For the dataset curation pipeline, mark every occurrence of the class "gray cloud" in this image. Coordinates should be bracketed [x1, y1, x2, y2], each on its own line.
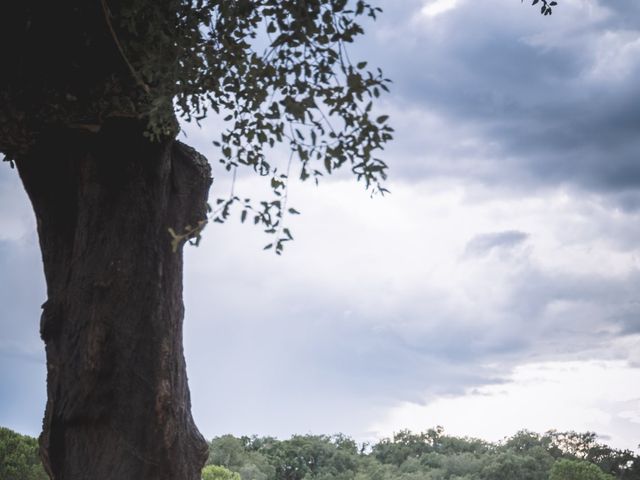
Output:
[464, 230, 529, 258]
[178, 0, 640, 208]
[356, 0, 640, 206]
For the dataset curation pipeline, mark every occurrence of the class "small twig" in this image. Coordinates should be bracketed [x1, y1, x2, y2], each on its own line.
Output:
[100, 0, 151, 94]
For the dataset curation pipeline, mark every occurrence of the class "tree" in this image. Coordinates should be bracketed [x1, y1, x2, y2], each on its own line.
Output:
[544, 430, 640, 479]
[478, 451, 551, 480]
[549, 459, 615, 480]
[201, 465, 242, 480]
[207, 435, 249, 471]
[0, 427, 48, 480]
[0, 1, 391, 479]
[206, 435, 275, 480]
[372, 428, 446, 466]
[261, 435, 349, 480]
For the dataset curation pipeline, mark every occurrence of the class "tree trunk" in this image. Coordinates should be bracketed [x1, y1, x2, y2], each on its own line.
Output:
[16, 119, 211, 480]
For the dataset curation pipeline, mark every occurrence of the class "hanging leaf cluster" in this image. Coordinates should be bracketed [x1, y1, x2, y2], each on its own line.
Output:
[178, 0, 393, 253]
[131, 0, 393, 252]
[524, 0, 558, 15]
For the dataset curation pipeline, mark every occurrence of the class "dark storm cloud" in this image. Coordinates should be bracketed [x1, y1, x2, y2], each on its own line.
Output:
[505, 266, 640, 344]
[184, 0, 640, 201]
[349, 265, 640, 375]
[363, 0, 640, 202]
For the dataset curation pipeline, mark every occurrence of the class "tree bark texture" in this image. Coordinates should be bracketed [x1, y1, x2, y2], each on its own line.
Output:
[16, 119, 211, 480]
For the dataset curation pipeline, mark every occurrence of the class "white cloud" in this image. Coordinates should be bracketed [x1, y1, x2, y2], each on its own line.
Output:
[369, 360, 640, 451]
[420, 0, 461, 19]
[587, 29, 640, 83]
[184, 172, 640, 440]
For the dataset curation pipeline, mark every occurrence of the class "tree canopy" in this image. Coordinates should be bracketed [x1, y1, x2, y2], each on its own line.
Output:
[0, 427, 47, 480]
[0, 0, 395, 252]
[203, 429, 637, 480]
[202, 465, 243, 480]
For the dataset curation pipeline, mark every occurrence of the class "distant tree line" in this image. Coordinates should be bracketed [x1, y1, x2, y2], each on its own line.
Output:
[203, 428, 639, 480]
[0, 427, 47, 480]
[1, 425, 638, 480]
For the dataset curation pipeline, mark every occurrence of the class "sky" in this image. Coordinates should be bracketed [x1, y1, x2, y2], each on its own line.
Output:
[1, 0, 640, 452]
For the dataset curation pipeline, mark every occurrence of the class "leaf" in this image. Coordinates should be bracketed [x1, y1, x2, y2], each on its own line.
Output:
[324, 157, 332, 173]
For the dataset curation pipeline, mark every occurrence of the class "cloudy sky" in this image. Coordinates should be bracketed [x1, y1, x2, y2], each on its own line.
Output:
[2, 0, 640, 452]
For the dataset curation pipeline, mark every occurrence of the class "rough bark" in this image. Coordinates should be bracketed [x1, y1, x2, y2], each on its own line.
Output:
[16, 119, 211, 480]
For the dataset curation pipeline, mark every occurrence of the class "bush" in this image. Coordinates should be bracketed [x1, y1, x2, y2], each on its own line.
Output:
[202, 464, 242, 480]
